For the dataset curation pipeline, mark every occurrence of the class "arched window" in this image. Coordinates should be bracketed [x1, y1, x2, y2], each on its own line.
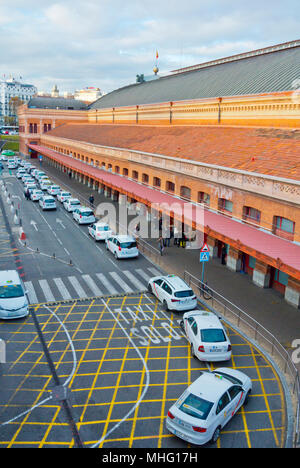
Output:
[180, 186, 191, 200]
[166, 181, 175, 192]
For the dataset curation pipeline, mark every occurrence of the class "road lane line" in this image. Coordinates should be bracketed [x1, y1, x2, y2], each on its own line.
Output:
[82, 274, 103, 296]
[96, 273, 118, 295]
[38, 279, 55, 302]
[147, 267, 161, 276]
[109, 271, 133, 293]
[67, 276, 88, 298]
[135, 268, 151, 282]
[24, 281, 38, 304]
[123, 270, 146, 291]
[53, 277, 72, 300]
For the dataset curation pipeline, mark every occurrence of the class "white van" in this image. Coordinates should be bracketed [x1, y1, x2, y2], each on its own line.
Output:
[0, 270, 29, 319]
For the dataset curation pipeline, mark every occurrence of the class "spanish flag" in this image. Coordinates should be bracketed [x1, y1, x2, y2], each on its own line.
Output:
[156, 50, 159, 59]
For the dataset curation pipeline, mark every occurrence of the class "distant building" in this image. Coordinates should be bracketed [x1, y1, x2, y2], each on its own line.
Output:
[51, 84, 59, 98]
[74, 87, 102, 103]
[0, 76, 37, 124]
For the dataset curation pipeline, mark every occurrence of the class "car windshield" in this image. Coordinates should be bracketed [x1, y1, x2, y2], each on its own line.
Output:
[71, 201, 80, 205]
[0, 284, 24, 298]
[120, 241, 137, 249]
[82, 211, 93, 217]
[62, 193, 71, 196]
[177, 392, 213, 420]
[174, 289, 194, 298]
[201, 329, 226, 343]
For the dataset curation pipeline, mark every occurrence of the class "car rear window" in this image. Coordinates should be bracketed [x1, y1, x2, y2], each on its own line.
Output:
[201, 328, 226, 343]
[71, 201, 80, 205]
[45, 199, 54, 204]
[177, 392, 213, 420]
[97, 225, 110, 231]
[174, 289, 194, 298]
[212, 371, 242, 386]
[0, 284, 24, 298]
[120, 241, 137, 249]
[82, 211, 93, 217]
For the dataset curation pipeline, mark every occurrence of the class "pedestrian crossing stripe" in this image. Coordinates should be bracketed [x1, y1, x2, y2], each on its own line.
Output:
[24, 267, 160, 305]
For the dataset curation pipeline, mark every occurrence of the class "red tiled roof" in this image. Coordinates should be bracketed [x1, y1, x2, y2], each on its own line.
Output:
[46, 124, 300, 180]
[29, 144, 300, 278]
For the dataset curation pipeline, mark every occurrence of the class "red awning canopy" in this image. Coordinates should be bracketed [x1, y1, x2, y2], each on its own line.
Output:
[29, 144, 300, 278]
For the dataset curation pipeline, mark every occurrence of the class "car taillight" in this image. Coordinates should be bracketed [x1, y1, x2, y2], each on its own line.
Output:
[80, 215, 82, 219]
[198, 345, 205, 353]
[167, 411, 175, 419]
[227, 344, 232, 352]
[118, 246, 121, 251]
[171, 298, 180, 302]
[192, 426, 206, 433]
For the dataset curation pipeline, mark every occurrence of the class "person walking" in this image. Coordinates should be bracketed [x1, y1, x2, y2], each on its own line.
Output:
[89, 194, 94, 206]
[158, 236, 164, 256]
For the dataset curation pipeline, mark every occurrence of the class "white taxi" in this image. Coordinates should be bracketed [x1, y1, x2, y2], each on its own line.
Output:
[47, 185, 61, 196]
[63, 198, 81, 212]
[21, 174, 32, 183]
[88, 222, 112, 241]
[166, 368, 252, 445]
[40, 180, 52, 191]
[30, 189, 44, 201]
[39, 195, 56, 211]
[24, 183, 37, 195]
[72, 206, 95, 225]
[57, 191, 72, 203]
[147, 275, 197, 312]
[180, 311, 232, 362]
[16, 170, 26, 179]
[106, 235, 139, 260]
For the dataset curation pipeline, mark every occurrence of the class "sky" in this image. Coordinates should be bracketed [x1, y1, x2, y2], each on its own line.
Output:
[0, 0, 299, 95]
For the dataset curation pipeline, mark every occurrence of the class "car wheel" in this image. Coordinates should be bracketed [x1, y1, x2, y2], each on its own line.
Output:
[180, 320, 185, 334]
[147, 283, 153, 294]
[190, 343, 195, 357]
[163, 300, 169, 312]
[244, 389, 251, 405]
[114, 252, 119, 260]
[210, 426, 221, 444]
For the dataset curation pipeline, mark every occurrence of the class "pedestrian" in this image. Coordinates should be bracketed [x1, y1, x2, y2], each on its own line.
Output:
[25, 188, 30, 200]
[221, 245, 227, 265]
[158, 236, 164, 256]
[89, 194, 94, 206]
[68, 171, 72, 179]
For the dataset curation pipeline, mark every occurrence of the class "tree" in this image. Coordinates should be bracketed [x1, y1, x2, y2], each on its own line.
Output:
[9, 97, 24, 125]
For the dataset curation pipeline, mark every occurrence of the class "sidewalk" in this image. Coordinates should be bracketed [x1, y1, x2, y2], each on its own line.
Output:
[36, 159, 299, 349]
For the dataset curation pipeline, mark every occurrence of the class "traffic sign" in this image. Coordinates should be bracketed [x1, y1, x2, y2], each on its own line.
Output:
[200, 251, 210, 262]
[200, 243, 210, 253]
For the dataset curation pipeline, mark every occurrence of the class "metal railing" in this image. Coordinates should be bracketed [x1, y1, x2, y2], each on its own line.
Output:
[184, 270, 300, 448]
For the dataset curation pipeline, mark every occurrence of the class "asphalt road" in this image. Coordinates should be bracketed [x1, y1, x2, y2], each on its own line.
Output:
[2, 169, 162, 304]
[0, 163, 291, 449]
